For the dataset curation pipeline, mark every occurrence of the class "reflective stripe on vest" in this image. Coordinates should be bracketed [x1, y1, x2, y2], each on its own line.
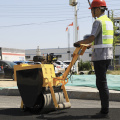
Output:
[91, 44, 112, 49]
[92, 15, 113, 49]
[102, 35, 113, 39]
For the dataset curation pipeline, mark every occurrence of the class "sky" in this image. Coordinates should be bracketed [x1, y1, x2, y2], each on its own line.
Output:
[0, 0, 120, 50]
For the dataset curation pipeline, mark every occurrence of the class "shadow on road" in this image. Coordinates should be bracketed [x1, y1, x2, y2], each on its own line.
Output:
[0, 108, 120, 120]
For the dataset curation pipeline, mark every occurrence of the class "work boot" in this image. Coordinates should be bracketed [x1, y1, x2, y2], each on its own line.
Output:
[91, 111, 109, 119]
[101, 108, 109, 114]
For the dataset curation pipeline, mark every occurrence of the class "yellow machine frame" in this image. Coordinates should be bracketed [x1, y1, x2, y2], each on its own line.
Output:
[14, 44, 88, 109]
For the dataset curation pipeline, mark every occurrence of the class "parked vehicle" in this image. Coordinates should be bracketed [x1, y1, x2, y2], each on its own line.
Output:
[63, 60, 71, 66]
[54, 60, 68, 70]
[63, 60, 75, 72]
[0, 60, 17, 79]
[34, 62, 41, 64]
[0, 66, 4, 78]
[13, 61, 34, 65]
[53, 62, 65, 73]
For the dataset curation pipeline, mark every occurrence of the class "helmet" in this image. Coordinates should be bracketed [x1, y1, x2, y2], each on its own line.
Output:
[89, 0, 107, 9]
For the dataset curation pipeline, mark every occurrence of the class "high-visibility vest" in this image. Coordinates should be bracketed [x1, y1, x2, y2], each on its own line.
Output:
[92, 15, 113, 49]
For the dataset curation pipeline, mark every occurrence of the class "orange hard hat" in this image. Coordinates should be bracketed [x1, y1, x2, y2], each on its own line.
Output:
[89, 0, 107, 9]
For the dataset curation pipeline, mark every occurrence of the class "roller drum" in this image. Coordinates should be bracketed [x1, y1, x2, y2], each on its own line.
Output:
[58, 102, 71, 109]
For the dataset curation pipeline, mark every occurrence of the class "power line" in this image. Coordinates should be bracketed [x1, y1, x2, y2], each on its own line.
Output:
[0, 16, 91, 28]
[106, 0, 120, 2]
[0, 13, 90, 16]
[0, 19, 74, 28]
[0, 15, 90, 18]
[0, 4, 69, 6]
[0, 7, 73, 10]
[0, 11, 74, 15]
[0, 1, 119, 7]
[0, 12, 90, 18]
[0, 9, 73, 11]
[0, 10, 74, 12]
[0, 3, 88, 7]
[0, 14, 74, 17]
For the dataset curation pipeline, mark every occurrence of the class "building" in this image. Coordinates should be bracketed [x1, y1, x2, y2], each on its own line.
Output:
[25, 46, 120, 65]
[0, 47, 25, 61]
[25, 47, 94, 62]
[25, 47, 91, 62]
[0, 45, 119, 65]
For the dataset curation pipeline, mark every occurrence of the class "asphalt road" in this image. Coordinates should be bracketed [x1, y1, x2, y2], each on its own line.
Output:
[0, 96, 120, 108]
[0, 96, 120, 120]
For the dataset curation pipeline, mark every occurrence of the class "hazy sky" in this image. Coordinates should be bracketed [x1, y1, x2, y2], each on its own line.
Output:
[0, 0, 120, 50]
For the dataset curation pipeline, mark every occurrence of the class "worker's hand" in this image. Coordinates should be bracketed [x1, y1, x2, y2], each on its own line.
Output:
[73, 42, 80, 47]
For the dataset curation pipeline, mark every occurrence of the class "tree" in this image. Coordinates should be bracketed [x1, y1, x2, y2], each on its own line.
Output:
[109, 10, 120, 70]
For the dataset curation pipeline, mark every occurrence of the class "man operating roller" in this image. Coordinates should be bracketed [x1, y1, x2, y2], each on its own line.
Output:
[74, 0, 113, 118]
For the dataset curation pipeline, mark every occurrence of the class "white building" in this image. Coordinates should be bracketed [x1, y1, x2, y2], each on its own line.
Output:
[25, 46, 120, 65]
[0, 47, 25, 61]
[25, 47, 92, 62]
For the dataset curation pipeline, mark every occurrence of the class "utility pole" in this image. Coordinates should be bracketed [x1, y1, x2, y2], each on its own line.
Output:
[74, 1, 78, 43]
[74, 0, 79, 74]
[69, 0, 78, 74]
[67, 28, 70, 60]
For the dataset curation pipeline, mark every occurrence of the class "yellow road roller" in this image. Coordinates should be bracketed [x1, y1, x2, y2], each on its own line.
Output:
[14, 44, 88, 113]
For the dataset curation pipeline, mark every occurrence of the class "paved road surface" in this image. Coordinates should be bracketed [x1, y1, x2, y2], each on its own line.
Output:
[0, 96, 120, 120]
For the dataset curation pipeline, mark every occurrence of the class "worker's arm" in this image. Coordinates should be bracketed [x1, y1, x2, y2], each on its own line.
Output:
[74, 20, 102, 47]
[73, 35, 95, 47]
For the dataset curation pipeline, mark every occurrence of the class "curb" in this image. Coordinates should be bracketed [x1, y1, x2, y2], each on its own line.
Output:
[0, 89, 20, 96]
[67, 91, 120, 102]
[0, 88, 120, 102]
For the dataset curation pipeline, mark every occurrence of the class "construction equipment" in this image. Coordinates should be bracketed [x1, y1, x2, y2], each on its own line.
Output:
[14, 44, 88, 113]
[33, 53, 61, 64]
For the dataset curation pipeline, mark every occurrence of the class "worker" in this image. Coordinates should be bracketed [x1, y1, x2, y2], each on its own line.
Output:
[74, 0, 113, 118]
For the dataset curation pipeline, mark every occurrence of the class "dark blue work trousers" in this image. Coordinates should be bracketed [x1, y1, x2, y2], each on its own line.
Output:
[93, 60, 111, 113]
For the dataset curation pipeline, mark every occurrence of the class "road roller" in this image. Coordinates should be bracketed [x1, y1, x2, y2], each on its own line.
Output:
[14, 44, 88, 113]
